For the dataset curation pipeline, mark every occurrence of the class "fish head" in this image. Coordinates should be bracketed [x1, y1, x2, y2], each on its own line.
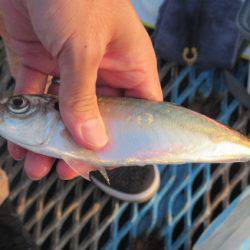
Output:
[0, 94, 59, 147]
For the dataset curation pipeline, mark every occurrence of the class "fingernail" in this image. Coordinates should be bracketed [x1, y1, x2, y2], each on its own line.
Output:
[81, 118, 108, 149]
[26, 173, 41, 181]
[13, 155, 25, 161]
[25, 165, 49, 181]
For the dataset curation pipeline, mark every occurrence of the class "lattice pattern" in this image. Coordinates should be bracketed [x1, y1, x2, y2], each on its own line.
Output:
[0, 42, 249, 250]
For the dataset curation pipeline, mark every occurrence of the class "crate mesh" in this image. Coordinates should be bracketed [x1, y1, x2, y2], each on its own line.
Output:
[0, 40, 249, 250]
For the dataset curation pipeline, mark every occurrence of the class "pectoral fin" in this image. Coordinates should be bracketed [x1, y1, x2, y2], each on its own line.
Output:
[61, 157, 95, 181]
[61, 156, 110, 184]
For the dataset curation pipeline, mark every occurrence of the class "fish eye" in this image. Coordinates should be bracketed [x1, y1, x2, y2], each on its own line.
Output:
[8, 96, 30, 114]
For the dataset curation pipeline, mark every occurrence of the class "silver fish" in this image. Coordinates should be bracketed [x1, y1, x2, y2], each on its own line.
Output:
[0, 94, 249, 180]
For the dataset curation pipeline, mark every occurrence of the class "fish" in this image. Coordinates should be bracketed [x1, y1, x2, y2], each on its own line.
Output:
[0, 94, 249, 182]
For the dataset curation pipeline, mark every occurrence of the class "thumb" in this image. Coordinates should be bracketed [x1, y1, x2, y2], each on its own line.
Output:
[58, 42, 108, 150]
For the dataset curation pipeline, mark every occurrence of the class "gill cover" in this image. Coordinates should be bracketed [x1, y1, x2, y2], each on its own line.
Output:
[3, 95, 59, 146]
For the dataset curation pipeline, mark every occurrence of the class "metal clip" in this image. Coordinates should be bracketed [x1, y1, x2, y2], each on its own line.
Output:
[182, 47, 198, 66]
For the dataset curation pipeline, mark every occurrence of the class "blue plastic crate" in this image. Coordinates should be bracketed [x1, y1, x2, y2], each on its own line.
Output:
[103, 63, 250, 250]
[2, 62, 249, 250]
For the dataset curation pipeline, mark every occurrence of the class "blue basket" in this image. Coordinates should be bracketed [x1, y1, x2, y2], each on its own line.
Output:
[3, 62, 250, 250]
[103, 63, 250, 250]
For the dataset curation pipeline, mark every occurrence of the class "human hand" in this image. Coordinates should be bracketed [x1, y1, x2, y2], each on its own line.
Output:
[0, 0, 163, 180]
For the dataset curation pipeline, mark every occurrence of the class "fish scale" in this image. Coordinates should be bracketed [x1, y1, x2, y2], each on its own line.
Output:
[0, 94, 249, 183]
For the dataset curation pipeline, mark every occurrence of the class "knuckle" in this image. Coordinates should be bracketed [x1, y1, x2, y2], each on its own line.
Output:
[58, 33, 103, 69]
[61, 94, 99, 119]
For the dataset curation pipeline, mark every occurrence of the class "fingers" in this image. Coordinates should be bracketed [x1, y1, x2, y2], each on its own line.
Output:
[5, 45, 20, 78]
[7, 142, 26, 160]
[49, 82, 121, 181]
[96, 85, 123, 97]
[14, 64, 48, 94]
[56, 160, 96, 180]
[58, 39, 108, 150]
[24, 152, 55, 180]
[99, 68, 163, 102]
[125, 80, 163, 102]
[48, 80, 124, 97]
